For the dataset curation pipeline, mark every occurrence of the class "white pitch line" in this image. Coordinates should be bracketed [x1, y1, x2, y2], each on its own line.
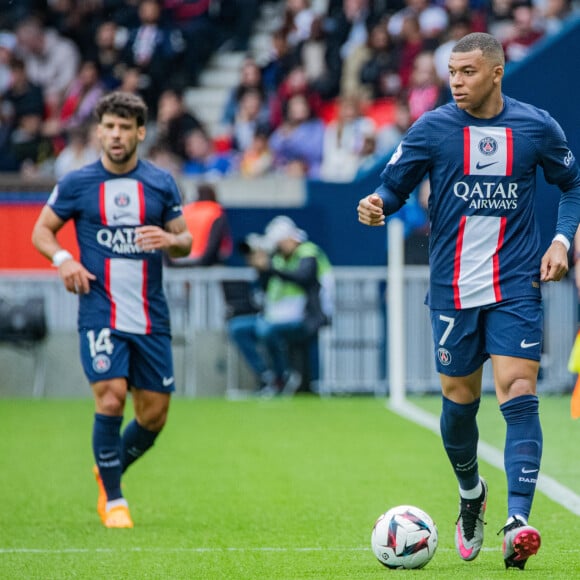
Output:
[3, 545, 579, 556]
[389, 399, 580, 516]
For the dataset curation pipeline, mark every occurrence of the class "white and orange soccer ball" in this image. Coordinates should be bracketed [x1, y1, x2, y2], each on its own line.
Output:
[371, 505, 438, 569]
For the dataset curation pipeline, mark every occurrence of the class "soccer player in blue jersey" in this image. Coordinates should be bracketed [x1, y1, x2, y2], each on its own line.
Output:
[32, 92, 192, 528]
[358, 33, 580, 569]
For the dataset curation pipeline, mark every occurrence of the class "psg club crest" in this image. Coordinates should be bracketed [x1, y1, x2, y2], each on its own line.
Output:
[114, 192, 131, 208]
[93, 354, 111, 373]
[478, 136, 498, 156]
[437, 348, 452, 366]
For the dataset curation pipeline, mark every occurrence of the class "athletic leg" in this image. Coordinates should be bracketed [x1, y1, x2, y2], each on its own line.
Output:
[489, 297, 543, 569]
[92, 377, 133, 527]
[122, 388, 170, 471]
[431, 307, 488, 561]
[440, 371, 488, 561]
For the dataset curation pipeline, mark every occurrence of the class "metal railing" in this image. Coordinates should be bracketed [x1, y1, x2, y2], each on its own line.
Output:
[0, 267, 576, 396]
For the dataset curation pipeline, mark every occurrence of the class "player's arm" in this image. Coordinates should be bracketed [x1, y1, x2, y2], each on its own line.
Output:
[358, 117, 431, 227]
[135, 215, 192, 258]
[539, 118, 580, 282]
[540, 184, 580, 282]
[31, 205, 96, 294]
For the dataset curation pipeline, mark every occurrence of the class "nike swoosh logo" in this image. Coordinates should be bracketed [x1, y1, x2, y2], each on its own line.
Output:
[162, 376, 175, 387]
[456, 521, 474, 559]
[521, 468, 539, 474]
[475, 161, 498, 170]
[520, 340, 540, 349]
[99, 451, 118, 460]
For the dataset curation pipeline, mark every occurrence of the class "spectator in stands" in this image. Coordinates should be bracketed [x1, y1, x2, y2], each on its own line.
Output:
[319, 94, 376, 182]
[221, 57, 268, 129]
[228, 215, 334, 396]
[434, 15, 473, 84]
[281, 0, 318, 52]
[212, 0, 260, 53]
[14, 15, 81, 121]
[3, 57, 44, 125]
[144, 87, 204, 161]
[355, 20, 401, 100]
[354, 132, 384, 178]
[269, 64, 323, 129]
[269, 93, 325, 178]
[182, 127, 233, 178]
[488, 0, 519, 42]
[0, 31, 16, 96]
[117, 66, 143, 96]
[162, 0, 217, 86]
[86, 20, 127, 91]
[145, 142, 183, 178]
[502, 2, 545, 62]
[7, 110, 56, 176]
[122, 0, 186, 116]
[53, 122, 100, 179]
[43, 0, 105, 57]
[167, 182, 233, 267]
[405, 51, 443, 122]
[228, 87, 271, 153]
[299, 14, 329, 85]
[444, 0, 488, 33]
[376, 97, 413, 154]
[239, 125, 274, 178]
[102, 0, 142, 28]
[314, 0, 376, 99]
[388, 0, 449, 43]
[260, 28, 301, 97]
[54, 60, 106, 135]
[397, 15, 428, 89]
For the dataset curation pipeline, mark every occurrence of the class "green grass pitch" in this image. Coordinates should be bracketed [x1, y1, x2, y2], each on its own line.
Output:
[1, 395, 579, 579]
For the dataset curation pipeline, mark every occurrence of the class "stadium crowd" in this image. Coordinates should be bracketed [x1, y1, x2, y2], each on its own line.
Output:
[0, 0, 576, 182]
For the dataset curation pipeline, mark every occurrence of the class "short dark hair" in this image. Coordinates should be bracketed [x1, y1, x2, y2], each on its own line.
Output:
[452, 32, 505, 66]
[94, 91, 148, 126]
[196, 183, 217, 202]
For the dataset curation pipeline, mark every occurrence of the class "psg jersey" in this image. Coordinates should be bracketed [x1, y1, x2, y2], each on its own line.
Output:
[380, 95, 580, 309]
[48, 159, 183, 333]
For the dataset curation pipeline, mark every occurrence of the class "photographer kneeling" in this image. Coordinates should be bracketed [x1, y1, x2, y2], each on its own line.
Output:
[228, 216, 333, 396]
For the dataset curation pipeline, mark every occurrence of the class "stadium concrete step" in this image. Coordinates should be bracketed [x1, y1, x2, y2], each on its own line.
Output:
[208, 51, 247, 71]
[198, 67, 241, 89]
[182, 0, 284, 136]
[184, 87, 228, 111]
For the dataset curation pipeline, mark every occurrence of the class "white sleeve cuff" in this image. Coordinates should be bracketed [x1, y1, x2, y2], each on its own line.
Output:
[552, 233, 570, 251]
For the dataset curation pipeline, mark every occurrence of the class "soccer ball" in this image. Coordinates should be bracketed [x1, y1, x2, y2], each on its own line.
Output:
[371, 505, 438, 569]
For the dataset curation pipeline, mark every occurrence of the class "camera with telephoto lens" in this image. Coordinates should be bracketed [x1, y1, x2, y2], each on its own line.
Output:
[237, 233, 274, 256]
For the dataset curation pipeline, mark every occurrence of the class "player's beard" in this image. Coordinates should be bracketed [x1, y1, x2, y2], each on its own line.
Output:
[104, 141, 138, 166]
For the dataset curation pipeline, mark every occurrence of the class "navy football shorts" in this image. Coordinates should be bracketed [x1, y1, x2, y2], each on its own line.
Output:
[79, 327, 175, 392]
[430, 297, 543, 376]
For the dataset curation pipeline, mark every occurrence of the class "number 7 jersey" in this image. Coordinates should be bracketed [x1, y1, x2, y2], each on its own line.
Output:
[48, 159, 184, 334]
[380, 95, 580, 309]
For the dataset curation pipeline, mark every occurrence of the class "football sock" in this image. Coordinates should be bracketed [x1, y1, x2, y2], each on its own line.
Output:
[501, 394, 542, 521]
[106, 497, 129, 512]
[93, 413, 123, 501]
[120, 419, 159, 472]
[459, 480, 483, 500]
[440, 396, 481, 491]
